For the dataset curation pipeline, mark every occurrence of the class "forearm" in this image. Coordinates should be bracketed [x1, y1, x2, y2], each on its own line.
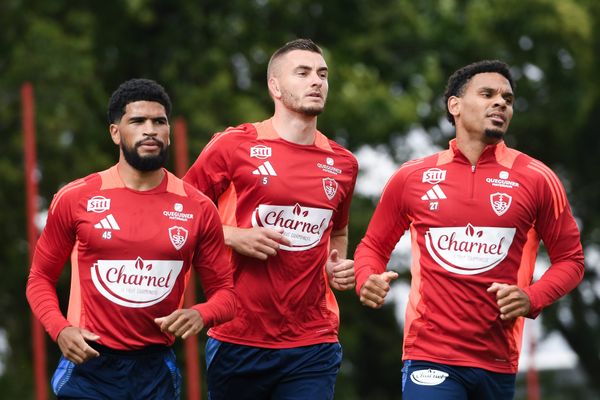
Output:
[330, 226, 349, 258]
[523, 260, 584, 318]
[192, 287, 237, 328]
[26, 272, 70, 341]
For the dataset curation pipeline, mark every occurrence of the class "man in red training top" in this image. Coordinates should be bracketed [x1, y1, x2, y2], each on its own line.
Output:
[26, 78, 236, 400]
[184, 39, 358, 399]
[354, 60, 584, 400]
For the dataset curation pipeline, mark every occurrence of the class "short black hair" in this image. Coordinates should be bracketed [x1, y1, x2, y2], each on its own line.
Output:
[443, 60, 515, 125]
[107, 78, 172, 124]
[267, 38, 323, 78]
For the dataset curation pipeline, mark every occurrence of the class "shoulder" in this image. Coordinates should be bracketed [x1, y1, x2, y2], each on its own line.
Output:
[203, 123, 258, 152]
[182, 180, 218, 207]
[396, 152, 442, 180]
[510, 151, 563, 188]
[324, 139, 359, 175]
[49, 171, 102, 214]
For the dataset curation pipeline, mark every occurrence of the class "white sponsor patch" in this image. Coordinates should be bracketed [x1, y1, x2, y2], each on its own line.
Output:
[91, 257, 183, 307]
[425, 224, 516, 275]
[422, 168, 447, 184]
[410, 369, 449, 386]
[250, 145, 272, 159]
[87, 196, 111, 213]
[251, 203, 332, 251]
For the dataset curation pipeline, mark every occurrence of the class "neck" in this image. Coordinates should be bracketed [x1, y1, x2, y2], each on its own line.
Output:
[455, 128, 501, 165]
[116, 159, 165, 191]
[271, 107, 318, 145]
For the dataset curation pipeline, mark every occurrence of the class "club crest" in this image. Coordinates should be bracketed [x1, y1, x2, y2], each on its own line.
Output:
[322, 178, 338, 200]
[169, 226, 188, 250]
[490, 193, 512, 216]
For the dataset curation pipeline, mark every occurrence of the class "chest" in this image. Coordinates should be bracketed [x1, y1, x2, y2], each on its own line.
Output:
[405, 165, 537, 228]
[229, 142, 353, 210]
[75, 192, 200, 260]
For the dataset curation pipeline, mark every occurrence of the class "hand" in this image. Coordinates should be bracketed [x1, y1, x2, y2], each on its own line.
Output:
[224, 226, 291, 260]
[326, 249, 355, 291]
[359, 271, 399, 309]
[487, 282, 531, 320]
[56, 326, 100, 364]
[154, 309, 204, 340]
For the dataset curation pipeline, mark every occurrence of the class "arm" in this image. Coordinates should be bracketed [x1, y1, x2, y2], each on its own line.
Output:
[326, 227, 355, 291]
[354, 170, 409, 308]
[223, 225, 291, 260]
[488, 163, 585, 320]
[26, 187, 100, 363]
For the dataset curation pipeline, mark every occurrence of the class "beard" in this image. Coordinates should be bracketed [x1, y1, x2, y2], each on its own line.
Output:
[281, 90, 326, 116]
[484, 128, 505, 140]
[121, 139, 169, 172]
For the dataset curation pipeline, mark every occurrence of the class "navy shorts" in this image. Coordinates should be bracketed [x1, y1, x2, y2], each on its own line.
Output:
[205, 338, 342, 400]
[401, 360, 516, 400]
[51, 343, 182, 400]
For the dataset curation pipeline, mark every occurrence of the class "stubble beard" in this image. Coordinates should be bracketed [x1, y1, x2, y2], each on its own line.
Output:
[281, 90, 326, 117]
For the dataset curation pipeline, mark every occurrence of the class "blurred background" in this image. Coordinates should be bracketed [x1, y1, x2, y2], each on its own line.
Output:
[1, 0, 599, 398]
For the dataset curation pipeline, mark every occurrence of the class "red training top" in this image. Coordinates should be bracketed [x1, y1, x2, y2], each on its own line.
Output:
[27, 165, 236, 350]
[355, 139, 584, 373]
[184, 119, 358, 348]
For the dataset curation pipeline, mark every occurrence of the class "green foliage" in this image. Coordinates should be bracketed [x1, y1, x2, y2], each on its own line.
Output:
[2, 0, 599, 398]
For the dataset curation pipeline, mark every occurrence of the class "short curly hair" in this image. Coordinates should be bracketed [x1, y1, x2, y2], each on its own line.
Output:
[444, 60, 515, 125]
[107, 78, 171, 124]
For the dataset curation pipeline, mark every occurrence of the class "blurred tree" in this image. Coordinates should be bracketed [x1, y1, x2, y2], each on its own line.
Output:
[1, 0, 598, 398]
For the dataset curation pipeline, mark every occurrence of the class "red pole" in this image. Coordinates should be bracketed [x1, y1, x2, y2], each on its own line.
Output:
[22, 82, 48, 400]
[174, 117, 201, 400]
[527, 324, 540, 400]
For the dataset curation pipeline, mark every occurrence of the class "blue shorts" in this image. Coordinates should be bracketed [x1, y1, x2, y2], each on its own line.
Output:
[205, 338, 342, 400]
[51, 343, 182, 400]
[401, 360, 516, 400]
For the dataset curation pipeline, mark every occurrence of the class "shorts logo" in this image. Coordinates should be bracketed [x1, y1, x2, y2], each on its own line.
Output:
[323, 178, 338, 200]
[250, 145, 272, 159]
[410, 369, 449, 386]
[490, 192, 512, 216]
[87, 196, 111, 213]
[422, 168, 446, 184]
[169, 226, 188, 250]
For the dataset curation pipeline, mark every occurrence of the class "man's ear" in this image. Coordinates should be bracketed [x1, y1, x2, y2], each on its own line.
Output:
[109, 124, 120, 145]
[448, 96, 461, 120]
[268, 77, 281, 99]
